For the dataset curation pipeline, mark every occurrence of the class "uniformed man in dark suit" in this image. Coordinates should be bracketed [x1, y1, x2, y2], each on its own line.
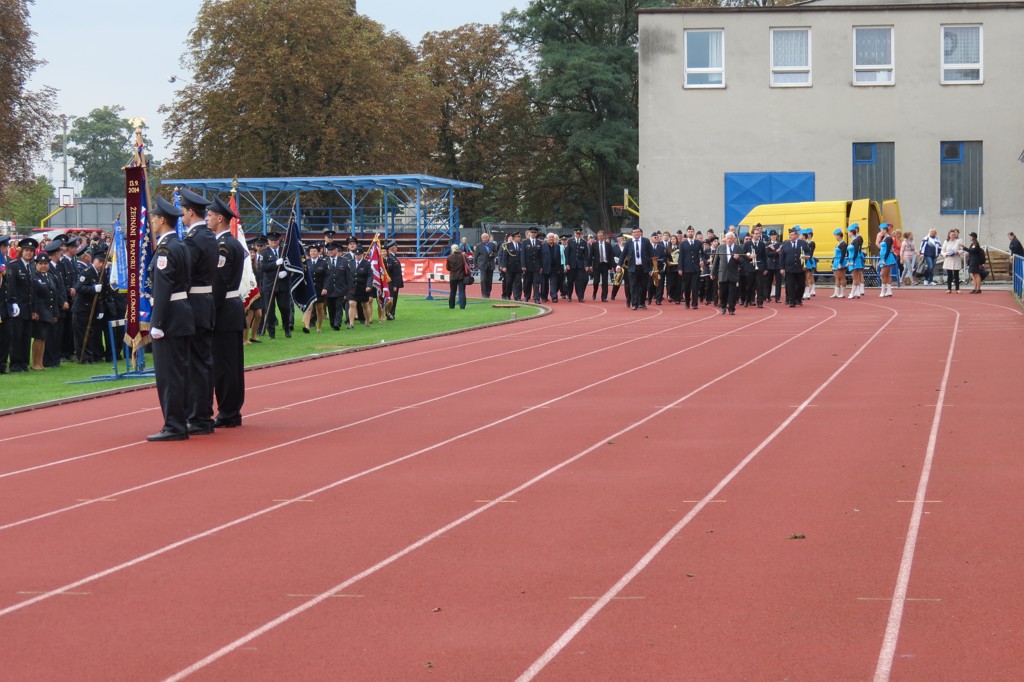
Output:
[58, 237, 80, 358]
[179, 188, 218, 435]
[498, 232, 522, 301]
[42, 241, 70, 367]
[6, 238, 38, 372]
[520, 226, 543, 303]
[618, 227, 653, 310]
[147, 195, 195, 442]
[325, 242, 350, 329]
[779, 227, 808, 307]
[207, 196, 246, 428]
[751, 224, 770, 308]
[648, 231, 668, 305]
[346, 246, 373, 328]
[565, 226, 589, 302]
[384, 240, 403, 320]
[303, 242, 329, 333]
[472, 233, 496, 299]
[677, 226, 703, 309]
[588, 230, 613, 301]
[0, 234, 12, 373]
[30, 252, 63, 370]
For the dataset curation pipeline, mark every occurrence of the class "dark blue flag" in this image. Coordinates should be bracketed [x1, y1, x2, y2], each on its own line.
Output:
[283, 211, 316, 311]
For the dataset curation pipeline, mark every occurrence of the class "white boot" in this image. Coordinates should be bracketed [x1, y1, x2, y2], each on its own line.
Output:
[811, 284, 817, 297]
[848, 288, 857, 299]
[857, 284, 864, 298]
[802, 288, 812, 299]
[838, 286, 845, 298]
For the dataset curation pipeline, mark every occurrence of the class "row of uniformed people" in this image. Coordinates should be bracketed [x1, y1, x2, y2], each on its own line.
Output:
[146, 190, 246, 442]
[0, 234, 126, 373]
[249, 233, 403, 337]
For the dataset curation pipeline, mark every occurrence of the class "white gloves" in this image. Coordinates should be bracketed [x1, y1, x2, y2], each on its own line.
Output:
[94, 284, 103, 293]
[150, 328, 165, 340]
[278, 271, 288, 279]
[275, 258, 284, 266]
[11, 303, 20, 317]
[96, 312, 104, 320]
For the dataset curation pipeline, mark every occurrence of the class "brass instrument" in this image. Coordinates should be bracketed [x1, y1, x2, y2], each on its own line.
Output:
[612, 266, 624, 287]
[650, 257, 661, 288]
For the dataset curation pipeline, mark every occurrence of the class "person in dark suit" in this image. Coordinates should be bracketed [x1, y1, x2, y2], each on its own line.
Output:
[258, 230, 294, 337]
[57, 239, 80, 358]
[147, 196, 195, 442]
[42, 241, 70, 367]
[70, 246, 111, 363]
[472, 233, 497, 299]
[677, 226, 703, 309]
[6, 238, 38, 372]
[325, 242, 349, 329]
[0, 235, 12, 373]
[750, 225, 770, 307]
[539, 232, 563, 302]
[520, 226, 543, 303]
[179, 188, 218, 435]
[588, 230, 613, 301]
[30, 253, 61, 370]
[648, 231, 668, 305]
[346, 246, 373, 327]
[302, 242, 329, 333]
[711, 232, 743, 314]
[206, 195, 246, 428]
[384, 240, 403, 320]
[779, 227, 808, 307]
[565, 226, 589, 302]
[498, 232, 522, 301]
[738, 234, 757, 307]
[617, 227, 653, 310]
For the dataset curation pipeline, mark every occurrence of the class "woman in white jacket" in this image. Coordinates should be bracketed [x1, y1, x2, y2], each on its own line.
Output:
[939, 230, 963, 293]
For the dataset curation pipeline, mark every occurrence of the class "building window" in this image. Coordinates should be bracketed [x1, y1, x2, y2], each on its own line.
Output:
[685, 29, 725, 88]
[854, 27, 894, 85]
[940, 141, 983, 214]
[852, 142, 895, 205]
[771, 28, 811, 87]
[942, 25, 982, 84]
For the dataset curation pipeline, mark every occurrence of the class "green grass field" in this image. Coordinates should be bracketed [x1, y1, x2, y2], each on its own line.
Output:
[0, 298, 539, 412]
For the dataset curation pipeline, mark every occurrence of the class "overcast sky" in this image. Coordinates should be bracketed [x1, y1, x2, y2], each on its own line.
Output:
[28, 0, 523, 188]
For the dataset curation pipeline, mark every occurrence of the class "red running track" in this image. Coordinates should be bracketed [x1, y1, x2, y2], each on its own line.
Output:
[0, 291, 1021, 681]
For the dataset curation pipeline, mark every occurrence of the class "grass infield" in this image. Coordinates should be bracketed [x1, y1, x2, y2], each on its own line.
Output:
[0, 298, 540, 412]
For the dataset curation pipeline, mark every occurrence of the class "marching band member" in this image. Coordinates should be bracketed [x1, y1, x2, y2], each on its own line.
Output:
[876, 223, 898, 297]
[846, 224, 865, 298]
[765, 230, 783, 303]
[801, 227, 817, 299]
[830, 228, 848, 298]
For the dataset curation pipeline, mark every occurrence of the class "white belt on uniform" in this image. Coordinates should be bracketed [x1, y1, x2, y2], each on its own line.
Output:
[225, 291, 240, 299]
[189, 285, 213, 294]
[170, 292, 188, 301]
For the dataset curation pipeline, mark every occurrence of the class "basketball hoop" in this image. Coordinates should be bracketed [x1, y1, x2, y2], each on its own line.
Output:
[58, 187, 75, 208]
[611, 205, 624, 217]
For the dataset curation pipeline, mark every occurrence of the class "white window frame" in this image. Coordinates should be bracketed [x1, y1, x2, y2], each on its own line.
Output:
[853, 26, 894, 86]
[770, 27, 812, 88]
[941, 24, 983, 85]
[684, 29, 725, 89]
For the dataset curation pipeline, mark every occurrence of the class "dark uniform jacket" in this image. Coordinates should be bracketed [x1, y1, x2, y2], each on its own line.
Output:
[385, 253, 403, 288]
[308, 257, 329, 300]
[779, 239, 808, 273]
[539, 242, 562, 275]
[32, 269, 60, 324]
[589, 239, 614, 268]
[498, 241, 520, 271]
[473, 241, 497, 272]
[213, 231, 246, 333]
[623, 238, 654, 273]
[678, 239, 704, 273]
[520, 237, 543, 273]
[72, 263, 111, 315]
[183, 221, 218, 330]
[259, 245, 283, 294]
[326, 255, 351, 298]
[151, 233, 195, 337]
[765, 240, 782, 270]
[6, 257, 34, 319]
[347, 258, 373, 296]
[566, 237, 588, 270]
[712, 243, 743, 282]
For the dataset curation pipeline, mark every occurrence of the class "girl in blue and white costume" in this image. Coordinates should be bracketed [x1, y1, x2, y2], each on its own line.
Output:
[846, 224, 865, 298]
[801, 228, 817, 299]
[876, 223, 898, 297]
[830, 228, 848, 298]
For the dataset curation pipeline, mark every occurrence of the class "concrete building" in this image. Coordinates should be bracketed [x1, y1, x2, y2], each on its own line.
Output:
[637, 0, 1024, 245]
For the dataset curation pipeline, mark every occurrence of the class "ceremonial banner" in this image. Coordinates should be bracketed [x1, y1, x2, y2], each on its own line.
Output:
[124, 166, 153, 346]
[172, 187, 186, 239]
[283, 212, 316, 311]
[109, 215, 129, 292]
[228, 193, 259, 309]
[368, 238, 391, 303]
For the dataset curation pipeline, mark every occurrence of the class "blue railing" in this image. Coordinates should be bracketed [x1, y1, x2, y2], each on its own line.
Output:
[1013, 254, 1023, 300]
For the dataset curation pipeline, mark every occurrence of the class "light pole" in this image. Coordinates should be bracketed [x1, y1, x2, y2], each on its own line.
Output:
[60, 114, 77, 189]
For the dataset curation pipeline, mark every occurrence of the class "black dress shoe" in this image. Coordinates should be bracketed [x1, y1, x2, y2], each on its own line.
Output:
[729, 310, 735, 315]
[148, 429, 188, 442]
[187, 424, 215, 436]
[268, 329, 276, 339]
[721, 308, 727, 315]
[213, 418, 241, 428]
[285, 329, 292, 338]
[302, 327, 310, 334]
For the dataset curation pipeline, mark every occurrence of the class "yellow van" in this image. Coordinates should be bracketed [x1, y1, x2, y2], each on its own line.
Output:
[739, 199, 898, 272]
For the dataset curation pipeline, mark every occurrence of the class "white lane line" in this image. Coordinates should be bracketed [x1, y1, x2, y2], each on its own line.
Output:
[0, 306, 608, 444]
[163, 308, 833, 682]
[0, 308, 765, 618]
[0, 310, 617, 479]
[873, 307, 960, 682]
[0, 309, 705, 529]
[516, 305, 898, 682]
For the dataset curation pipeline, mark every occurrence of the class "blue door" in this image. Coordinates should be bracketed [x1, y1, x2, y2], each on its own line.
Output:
[724, 172, 815, 228]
